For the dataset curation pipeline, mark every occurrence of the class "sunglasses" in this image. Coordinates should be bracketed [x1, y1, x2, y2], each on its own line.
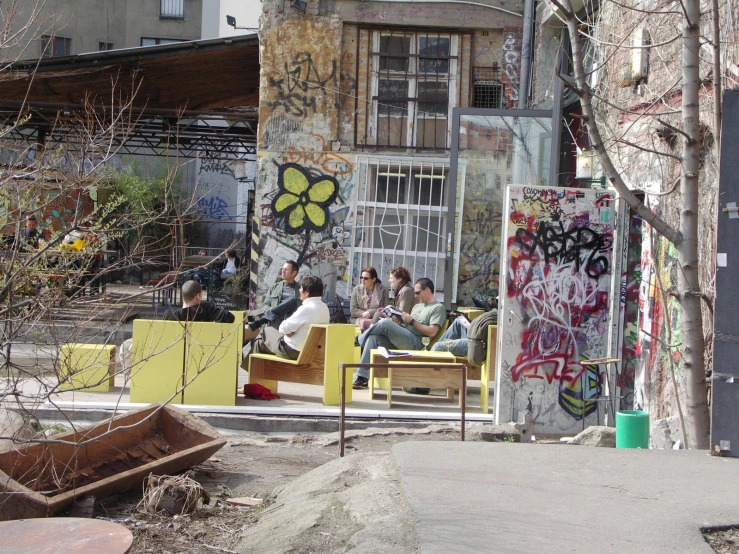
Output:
[413, 289, 422, 295]
[360, 276, 372, 280]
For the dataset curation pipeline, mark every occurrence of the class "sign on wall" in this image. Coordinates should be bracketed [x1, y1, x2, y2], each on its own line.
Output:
[495, 185, 617, 434]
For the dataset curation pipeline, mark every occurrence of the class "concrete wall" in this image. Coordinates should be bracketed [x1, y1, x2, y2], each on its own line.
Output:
[201, 0, 260, 39]
[1, 0, 202, 60]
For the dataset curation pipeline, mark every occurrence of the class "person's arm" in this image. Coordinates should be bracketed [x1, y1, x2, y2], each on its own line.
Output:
[395, 286, 415, 314]
[262, 282, 280, 310]
[401, 311, 439, 338]
[370, 286, 391, 317]
[349, 287, 364, 319]
[203, 303, 235, 323]
[279, 304, 307, 336]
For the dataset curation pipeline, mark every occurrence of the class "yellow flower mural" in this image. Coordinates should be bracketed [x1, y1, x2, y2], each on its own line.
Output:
[271, 163, 340, 234]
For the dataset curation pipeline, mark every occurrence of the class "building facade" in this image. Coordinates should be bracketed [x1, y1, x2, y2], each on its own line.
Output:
[7, 0, 202, 60]
[253, 0, 526, 306]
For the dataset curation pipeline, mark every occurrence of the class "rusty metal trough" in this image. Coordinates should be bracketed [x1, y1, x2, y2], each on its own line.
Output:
[0, 404, 226, 520]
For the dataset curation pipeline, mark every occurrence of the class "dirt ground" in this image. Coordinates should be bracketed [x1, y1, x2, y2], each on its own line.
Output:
[93, 425, 462, 554]
[703, 527, 739, 554]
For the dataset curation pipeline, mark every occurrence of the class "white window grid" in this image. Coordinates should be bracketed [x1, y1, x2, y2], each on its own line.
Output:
[350, 156, 464, 303]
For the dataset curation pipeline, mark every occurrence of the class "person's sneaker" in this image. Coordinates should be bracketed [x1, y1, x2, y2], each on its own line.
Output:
[354, 336, 360, 347]
[403, 387, 430, 395]
[352, 376, 369, 389]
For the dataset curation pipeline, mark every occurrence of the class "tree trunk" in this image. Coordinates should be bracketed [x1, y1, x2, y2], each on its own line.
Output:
[678, 0, 710, 449]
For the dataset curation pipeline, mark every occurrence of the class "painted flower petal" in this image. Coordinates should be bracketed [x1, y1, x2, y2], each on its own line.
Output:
[274, 192, 299, 213]
[288, 204, 306, 229]
[305, 203, 326, 228]
[308, 179, 337, 203]
[283, 167, 309, 195]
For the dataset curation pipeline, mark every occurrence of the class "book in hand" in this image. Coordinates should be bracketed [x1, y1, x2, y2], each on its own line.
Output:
[377, 346, 411, 358]
[381, 305, 404, 319]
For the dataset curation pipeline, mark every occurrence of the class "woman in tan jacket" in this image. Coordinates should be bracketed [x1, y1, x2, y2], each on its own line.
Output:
[368, 266, 417, 326]
[350, 267, 391, 331]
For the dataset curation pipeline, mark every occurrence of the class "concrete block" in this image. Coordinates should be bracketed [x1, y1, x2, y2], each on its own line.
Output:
[650, 416, 682, 449]
[569, 426, 616, 447]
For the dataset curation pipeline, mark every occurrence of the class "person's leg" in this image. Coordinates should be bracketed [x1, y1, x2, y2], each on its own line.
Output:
[431, 337, 469, 357]
[249, 298, 299, 330]
[354, 319, 422, 381]
[242, 327, 281, 370]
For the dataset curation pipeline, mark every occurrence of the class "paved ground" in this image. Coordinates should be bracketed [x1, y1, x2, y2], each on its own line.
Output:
[392, 442, 739, 553]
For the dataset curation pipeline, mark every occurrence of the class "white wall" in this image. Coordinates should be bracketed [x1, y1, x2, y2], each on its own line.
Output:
[201, 0, 260, 39]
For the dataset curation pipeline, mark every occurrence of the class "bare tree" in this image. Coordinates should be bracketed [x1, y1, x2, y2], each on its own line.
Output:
[545, 0, 727, 448]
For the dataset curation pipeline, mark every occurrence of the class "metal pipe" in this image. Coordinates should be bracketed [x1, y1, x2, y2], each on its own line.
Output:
[518, 0, 535, 109]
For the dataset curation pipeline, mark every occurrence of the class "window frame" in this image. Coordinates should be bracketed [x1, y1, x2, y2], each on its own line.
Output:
[159, 0, 185, 19]
[40, 35, 71, 58]
[369, 30, 459, 150]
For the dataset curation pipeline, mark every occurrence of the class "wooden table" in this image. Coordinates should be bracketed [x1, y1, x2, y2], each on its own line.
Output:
[0, 517, 133, 553]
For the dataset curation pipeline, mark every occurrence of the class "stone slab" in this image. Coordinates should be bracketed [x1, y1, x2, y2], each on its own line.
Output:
[393, 442, 739, 553]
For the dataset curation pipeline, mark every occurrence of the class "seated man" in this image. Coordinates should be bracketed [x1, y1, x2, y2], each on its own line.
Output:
[245, 260, 302, 336]
[430, 315, 471, 356]
[352, 277, 446, 389]
[220, 249, 240, 278]
[166, 280, 235, 323]
[242, 275, 329, 364]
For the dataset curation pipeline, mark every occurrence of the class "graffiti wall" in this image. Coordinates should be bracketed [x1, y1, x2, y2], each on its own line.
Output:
[195, 158, 254, 247]
[258, 16, 342, 151]
[251, 135, 355, 306]
[495, 185, 617, 434]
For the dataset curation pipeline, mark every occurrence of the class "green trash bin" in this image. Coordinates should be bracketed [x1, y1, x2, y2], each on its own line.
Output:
[616, 410, 650, 448]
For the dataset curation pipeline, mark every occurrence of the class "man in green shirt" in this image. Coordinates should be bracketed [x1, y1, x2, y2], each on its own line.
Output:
[246, 260, 302, 337]
[353, 277, 446, 389]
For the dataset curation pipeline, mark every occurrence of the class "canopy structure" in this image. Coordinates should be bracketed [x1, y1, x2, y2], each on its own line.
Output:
[0, 35, 260, 160]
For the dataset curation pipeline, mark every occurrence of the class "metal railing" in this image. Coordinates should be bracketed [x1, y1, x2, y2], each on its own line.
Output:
[160, 0, 184, 19]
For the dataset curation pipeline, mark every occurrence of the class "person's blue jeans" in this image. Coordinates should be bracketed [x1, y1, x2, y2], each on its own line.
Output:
[430, 317, 468, 356]
[355, 319, 423, 379]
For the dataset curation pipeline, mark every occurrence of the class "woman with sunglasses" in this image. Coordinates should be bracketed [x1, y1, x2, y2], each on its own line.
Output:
[350, 267, 390, 331]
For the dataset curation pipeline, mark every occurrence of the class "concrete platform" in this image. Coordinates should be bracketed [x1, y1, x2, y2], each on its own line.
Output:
[392, 442, 739, 554]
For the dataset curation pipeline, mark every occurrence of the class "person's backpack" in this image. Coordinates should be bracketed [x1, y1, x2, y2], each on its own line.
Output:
[467, 309, 498, 366]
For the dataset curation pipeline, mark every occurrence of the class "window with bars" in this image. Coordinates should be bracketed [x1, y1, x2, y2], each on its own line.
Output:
[370, 31, 458, 150]
[160, 0, 185, 19]
[98, 42, 114, 51]
[472, 66, 503, 109]
[352, 158, 453, 296]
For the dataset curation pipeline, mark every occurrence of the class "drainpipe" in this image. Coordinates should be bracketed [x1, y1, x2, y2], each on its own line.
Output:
[518, 0, 535, 109]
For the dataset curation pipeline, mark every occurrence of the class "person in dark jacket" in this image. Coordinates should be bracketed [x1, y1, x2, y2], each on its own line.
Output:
[165, 280, 235, 323]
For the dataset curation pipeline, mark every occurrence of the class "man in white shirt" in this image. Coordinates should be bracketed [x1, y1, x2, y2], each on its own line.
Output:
[242, 275, 329, 364]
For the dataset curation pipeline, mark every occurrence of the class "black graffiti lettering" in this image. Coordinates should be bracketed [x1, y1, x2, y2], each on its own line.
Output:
[268, 52, 338, 119]
[515, 221, 612, 279]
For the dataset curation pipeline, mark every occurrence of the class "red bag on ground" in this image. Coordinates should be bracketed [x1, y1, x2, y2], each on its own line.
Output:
[243, 383, 280, 400]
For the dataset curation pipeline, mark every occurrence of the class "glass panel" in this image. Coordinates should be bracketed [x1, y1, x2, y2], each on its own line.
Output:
[409, 170, 445, 206]
[379, 35, 411, 72]
[411, 215, 445, 252]
[378, 79, 408, 116]
[371, 212, 405, 250]
[418, 36, 450, 74]
[372, 169, 408, 203]
[416, 119, 447, 149]
[417, 81, 448, 116]
[454, 113, 552, 308]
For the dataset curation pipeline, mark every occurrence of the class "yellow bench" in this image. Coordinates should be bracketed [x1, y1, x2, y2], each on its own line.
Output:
[130, 312, 244, 406]
[248, 324, 355, 405]
[59, 344, 117, 392]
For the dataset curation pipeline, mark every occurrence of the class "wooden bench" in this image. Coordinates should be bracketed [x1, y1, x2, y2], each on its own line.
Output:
[130, 312, 244, 406]
[248, 324, 355, 405]
[369, 325, 497, 413]
[369, 351, 463, 408]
